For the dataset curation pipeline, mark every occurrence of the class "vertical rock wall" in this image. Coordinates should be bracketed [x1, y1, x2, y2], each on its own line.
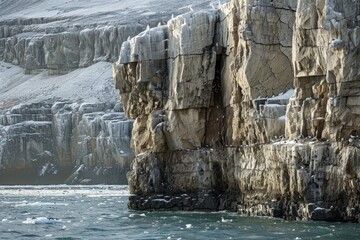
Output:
[114, 0, 360, 222]
[287, 0, 360, 141]
[0, 102, 133, 184]
[0, 18, 144, 74]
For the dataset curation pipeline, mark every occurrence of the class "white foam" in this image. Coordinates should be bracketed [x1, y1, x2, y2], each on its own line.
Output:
[0, 185, 129, 197]
[23, 217, 63, 224]
[221, 217, 233, 223]
[15, 202, 69, 207]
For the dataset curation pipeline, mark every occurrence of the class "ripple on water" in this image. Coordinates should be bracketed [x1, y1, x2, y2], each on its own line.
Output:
[1, 186, 360, 240]
[21, 234, 41, 237]
[15, 202, 69, 207]
[23, 217, 64, 224]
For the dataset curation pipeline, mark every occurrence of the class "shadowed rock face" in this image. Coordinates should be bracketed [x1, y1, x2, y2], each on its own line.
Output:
[114, 0, 360, 222]
[0, 0, 218, 184]
[0, 102, 133, 184]
[0, 0, 217, 74]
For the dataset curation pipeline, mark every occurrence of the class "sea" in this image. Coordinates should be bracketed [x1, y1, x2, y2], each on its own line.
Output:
[0, 185, 359, 240]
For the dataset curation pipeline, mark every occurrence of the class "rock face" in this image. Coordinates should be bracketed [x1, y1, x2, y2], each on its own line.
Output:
[113, 0, 360, 221]
[0, 0, 218, 184]
[0, 101, 133, 184]
[0, 21, 144, 74]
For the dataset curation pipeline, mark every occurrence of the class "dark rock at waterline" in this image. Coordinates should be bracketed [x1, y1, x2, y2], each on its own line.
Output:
[129, 191, 238, 212]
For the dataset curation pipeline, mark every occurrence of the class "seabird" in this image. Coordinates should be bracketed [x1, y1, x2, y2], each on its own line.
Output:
[329, 38, 345, 49]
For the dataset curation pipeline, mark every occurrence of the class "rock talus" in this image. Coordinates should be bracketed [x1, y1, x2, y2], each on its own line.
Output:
[114, 0, 360, 221]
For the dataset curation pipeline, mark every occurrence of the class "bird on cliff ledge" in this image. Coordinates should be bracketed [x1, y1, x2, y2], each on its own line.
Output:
[329, 39, 345, 49]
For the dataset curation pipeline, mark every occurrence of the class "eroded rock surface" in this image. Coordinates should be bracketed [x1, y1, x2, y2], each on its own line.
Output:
[114, 0, 360, 222]
[0, 0, 218, 183]
[0, 101, 133, 184]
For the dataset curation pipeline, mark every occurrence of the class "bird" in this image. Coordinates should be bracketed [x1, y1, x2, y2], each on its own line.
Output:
[189, 5, 194, 12]
[329, 38, 345, 49]
[157, 22, 161, 27]
[210, 3, 216, 9]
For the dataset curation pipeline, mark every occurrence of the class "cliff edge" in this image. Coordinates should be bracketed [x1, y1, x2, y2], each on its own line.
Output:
[0, 0, 215, 184]
[113, 0, 360, 221]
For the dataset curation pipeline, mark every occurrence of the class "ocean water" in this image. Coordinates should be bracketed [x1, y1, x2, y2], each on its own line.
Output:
[0, 185, 359, 240]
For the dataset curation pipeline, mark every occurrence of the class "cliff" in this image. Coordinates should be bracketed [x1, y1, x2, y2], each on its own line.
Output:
[113, 0, 360, 221]
[0, 0, 215, 184]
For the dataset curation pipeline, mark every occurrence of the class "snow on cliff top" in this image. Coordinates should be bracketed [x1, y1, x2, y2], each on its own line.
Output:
[0, 0, 227, 110]
[0, 61, 117, 110]
[0, 0, 217, 25]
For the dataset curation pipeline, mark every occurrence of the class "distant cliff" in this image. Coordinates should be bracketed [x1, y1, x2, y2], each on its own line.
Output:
[0, 0, 215, 184]
[0, 101, 133, 184]
[113, 0, 360, 222]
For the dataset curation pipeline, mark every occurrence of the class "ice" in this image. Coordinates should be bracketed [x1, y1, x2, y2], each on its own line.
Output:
[23, 217, 62, 224]
[221, 217, 233, 223]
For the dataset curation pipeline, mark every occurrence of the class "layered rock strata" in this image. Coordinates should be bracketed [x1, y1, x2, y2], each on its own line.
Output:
[0, 101, 133, 184]
[0, 21, 144, 74]
[114, 0, 360, 222]
[0, 0, 219, 183]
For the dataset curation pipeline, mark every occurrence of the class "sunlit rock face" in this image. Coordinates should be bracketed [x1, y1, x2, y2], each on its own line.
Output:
[287, 0, 360, 141]
[0, 102, 133, 184]
[114, 0, 360, 222]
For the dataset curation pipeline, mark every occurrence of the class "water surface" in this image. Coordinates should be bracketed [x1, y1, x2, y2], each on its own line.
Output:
[0, 185, 359, 239]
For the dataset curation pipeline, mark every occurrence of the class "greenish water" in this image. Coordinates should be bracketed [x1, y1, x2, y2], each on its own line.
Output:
[0, 185, 359, 239]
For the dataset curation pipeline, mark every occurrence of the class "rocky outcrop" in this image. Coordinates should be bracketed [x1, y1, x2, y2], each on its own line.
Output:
[0, 16, 139, 184]
[0, 22, 144, 74]
[0, 101, 133, 184]
[114, 0, 360, 222]
[0, 0, 220, 183]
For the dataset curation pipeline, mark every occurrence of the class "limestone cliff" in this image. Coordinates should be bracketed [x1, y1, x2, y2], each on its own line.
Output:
[113, 0, 360, 221]
[0, 0, 216, 184]
[0, 101, 133, 184]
